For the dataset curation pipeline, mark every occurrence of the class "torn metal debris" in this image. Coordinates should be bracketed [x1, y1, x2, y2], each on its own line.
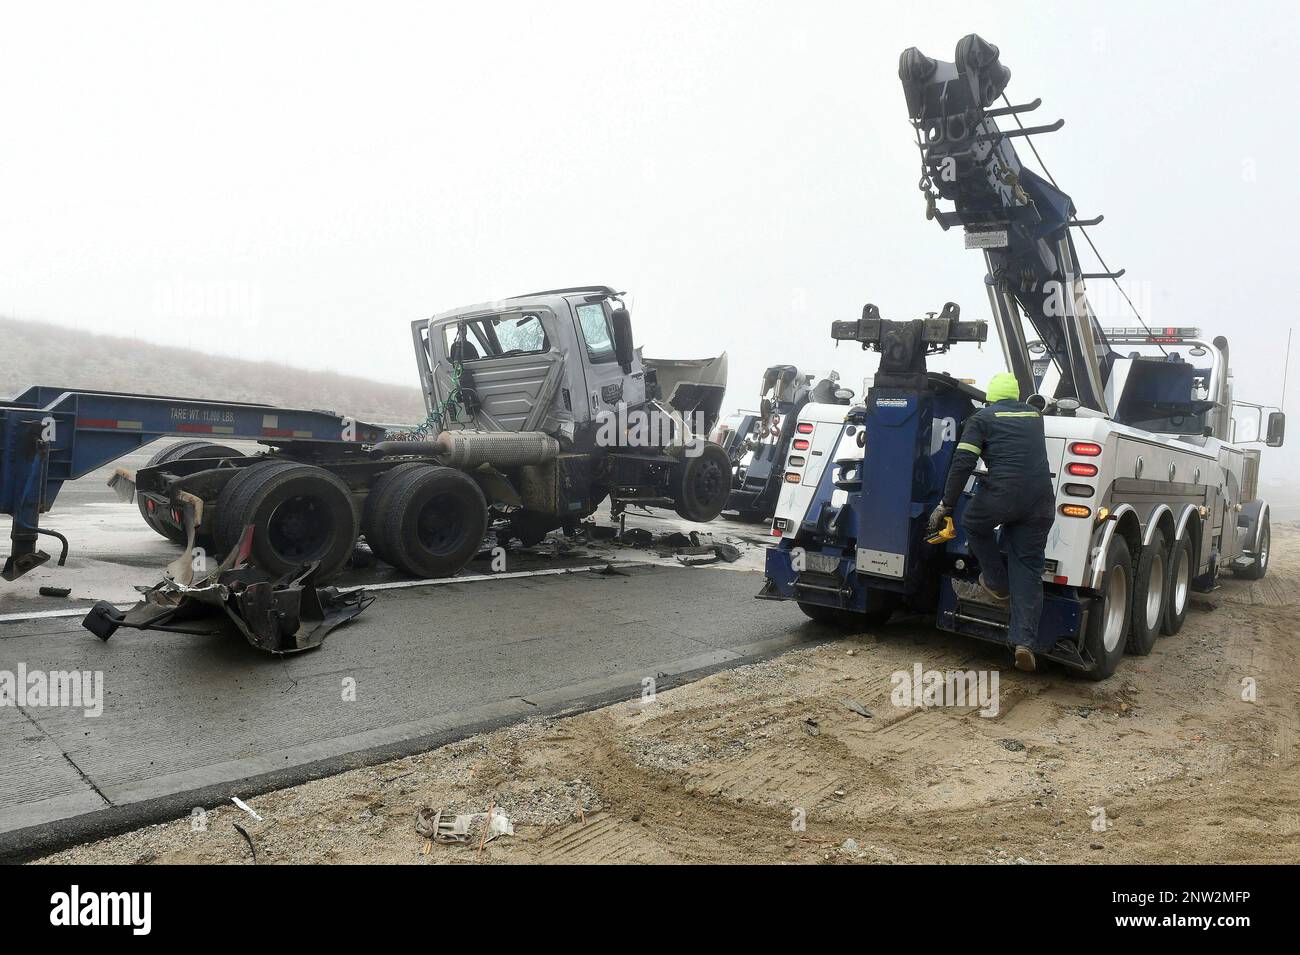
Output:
[80, 532, 373, 655]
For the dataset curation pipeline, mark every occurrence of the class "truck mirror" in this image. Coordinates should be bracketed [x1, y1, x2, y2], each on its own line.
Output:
[611, 307, 635, 372]
[1266, 411, 1286, 447]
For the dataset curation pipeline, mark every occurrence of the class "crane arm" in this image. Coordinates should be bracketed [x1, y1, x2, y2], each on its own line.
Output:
[899, 34, 1116, 412]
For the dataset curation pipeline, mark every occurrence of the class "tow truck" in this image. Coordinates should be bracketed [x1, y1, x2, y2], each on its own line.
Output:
[718, 366, 852, 522]
[2, 287, 731, 585]
[760, 36, 1285, 679]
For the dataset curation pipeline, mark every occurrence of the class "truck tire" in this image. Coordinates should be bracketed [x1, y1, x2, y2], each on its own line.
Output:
[798, 589, 896, 629]
[1127, 528, 1167, 656]
[215, 460, 357, 583]
[1234, 512, 1270, 580]
[1162, 534, 1193, 635]
[861, 588, 899, 627]
[361, 462, 428, 567]
[376, 465, 488, 578]
[795, 605, 857, 628]
[137, 440, 244, 544]
[674, 443, 732, 522]
[1081, 535, 1132, 681]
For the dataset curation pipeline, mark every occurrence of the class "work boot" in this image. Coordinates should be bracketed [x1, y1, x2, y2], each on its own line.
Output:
[956, 574, 1003, 605]
[978, 575, 1010, 606]
[1014, 646, 1037, 672]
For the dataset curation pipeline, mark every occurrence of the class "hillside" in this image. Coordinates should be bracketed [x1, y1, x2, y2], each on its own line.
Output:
[0, 317, 425, 425]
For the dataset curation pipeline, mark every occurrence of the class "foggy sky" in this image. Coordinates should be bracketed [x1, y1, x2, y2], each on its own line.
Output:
[3, 1, 1297, 468]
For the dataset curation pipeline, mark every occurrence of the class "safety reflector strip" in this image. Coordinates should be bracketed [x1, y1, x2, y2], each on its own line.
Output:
[956, 442, 982, 455]
[176, 423, 237, 434]
[76, 418, 142, 430]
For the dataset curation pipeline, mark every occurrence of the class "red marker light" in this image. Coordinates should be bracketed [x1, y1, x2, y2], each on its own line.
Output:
[1067, 462, 1098, 476]
[792, 439, 810, 450]
[796, 423, 814, 434]
[1070, 441, 1102, 457]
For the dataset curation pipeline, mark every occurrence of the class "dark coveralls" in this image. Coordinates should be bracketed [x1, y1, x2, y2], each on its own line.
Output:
[942, 398, 1056, 648]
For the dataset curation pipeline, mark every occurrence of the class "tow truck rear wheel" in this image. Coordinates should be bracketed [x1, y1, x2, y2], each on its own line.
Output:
[1162, 535, 1193, 635]
[376, 465, 488, 578]
[1127, 528, 1167, 656]
[798, 602, 845, 625]
[1081, 535, 1132, 681]
[215, 460, 357, 583]
[798, 589, 896, 629]
[674, 443, 732, 522]
[138, 440, 244, 544]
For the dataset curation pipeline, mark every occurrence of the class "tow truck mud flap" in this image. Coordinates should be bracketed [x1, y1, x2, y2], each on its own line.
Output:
[936, 577, 1089, 669]
[81, 564, 373, 655]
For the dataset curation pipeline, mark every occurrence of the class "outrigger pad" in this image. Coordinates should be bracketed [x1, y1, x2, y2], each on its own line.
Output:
[80, 563, 374, 655]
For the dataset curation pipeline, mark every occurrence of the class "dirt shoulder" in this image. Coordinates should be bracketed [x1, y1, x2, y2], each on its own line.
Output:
[38, 527, 1300, 864]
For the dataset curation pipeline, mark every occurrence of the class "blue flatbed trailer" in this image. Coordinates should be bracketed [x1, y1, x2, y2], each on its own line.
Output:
[0, 386, 384, 581]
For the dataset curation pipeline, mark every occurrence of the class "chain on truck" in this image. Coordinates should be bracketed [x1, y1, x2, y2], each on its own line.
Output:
[760, 35, 1286, 680]
[2, 286, 732, 585]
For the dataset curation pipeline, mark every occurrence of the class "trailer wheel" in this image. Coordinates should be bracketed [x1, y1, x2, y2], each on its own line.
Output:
[137, 440, 244, 544]
[377, 466, 488, 578]
[1127, 528, 1167, 656]
[1234, 513, 1270, 580]
[1162, 534, 1193, 635]
[674, 443, 732, 522]
[1081, 535, 1132, 681]
[360, 462, 428, 567]
[215, 460, 357, 583]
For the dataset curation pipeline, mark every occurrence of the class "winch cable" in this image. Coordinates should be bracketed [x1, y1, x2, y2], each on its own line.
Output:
[1001, 94, 1167, 357]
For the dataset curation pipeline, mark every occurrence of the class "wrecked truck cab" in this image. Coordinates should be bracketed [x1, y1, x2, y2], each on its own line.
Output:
[395, 286, 734, 542]
[411, 287, 727, 445]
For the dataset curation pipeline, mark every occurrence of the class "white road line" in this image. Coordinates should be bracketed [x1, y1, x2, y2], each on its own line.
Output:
[339, 562, 641, 593]
[0, 562, 642, 624]
[0, 606, 120, 623]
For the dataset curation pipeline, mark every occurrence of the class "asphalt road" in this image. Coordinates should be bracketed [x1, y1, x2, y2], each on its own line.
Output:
[0, 444, 813, 858]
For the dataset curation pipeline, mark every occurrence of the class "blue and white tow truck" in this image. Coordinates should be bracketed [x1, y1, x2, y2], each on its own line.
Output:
[759, 36, 1284, 680]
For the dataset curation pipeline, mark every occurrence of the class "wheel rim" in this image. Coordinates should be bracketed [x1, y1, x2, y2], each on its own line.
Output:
[1102, 563, 1128, 653]
[267, 494, 333, 561]
[1144, 549, 1165, 631]
[415, 493, 467, 555]
[1172, 545, 1190, 616]
[1258, 528, 1269, 572]
[692, 459, 725, 505]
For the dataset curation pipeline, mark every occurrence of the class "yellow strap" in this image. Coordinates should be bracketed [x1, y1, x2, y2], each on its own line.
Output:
[956, 442, 982, 455]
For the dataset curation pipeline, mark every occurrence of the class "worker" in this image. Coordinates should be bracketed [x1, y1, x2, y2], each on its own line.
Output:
[928, 372, 1055, 671]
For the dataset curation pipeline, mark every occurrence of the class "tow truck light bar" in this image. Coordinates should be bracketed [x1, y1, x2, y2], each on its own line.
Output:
[1101, 326, 1201, 344]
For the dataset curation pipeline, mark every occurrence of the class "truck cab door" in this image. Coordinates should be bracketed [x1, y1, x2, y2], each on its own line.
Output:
[568, 297, 645, 421]
[425, 308, 570, 433]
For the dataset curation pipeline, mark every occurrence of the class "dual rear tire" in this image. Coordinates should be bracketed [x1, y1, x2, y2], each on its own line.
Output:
[362, 465, 488, 579]
[207, 460, 489, 584]
[215, 460, 357, 583]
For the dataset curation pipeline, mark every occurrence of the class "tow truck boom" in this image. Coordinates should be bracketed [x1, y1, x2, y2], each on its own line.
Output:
[900, 34, 1117, 412]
